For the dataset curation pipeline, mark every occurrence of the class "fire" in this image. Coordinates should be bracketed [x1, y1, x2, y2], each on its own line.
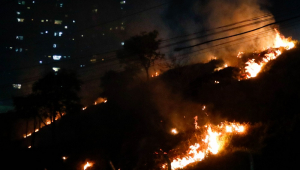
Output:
[163, 121, 247, 170]
[82, 107, 87, 110]
[35, 129, 39, 132]
[62, 156, 67, 160]
[94, 97, 107, 105]
[171, 128, 178, 134]
[240, 29, 296, 79]
[152, 72, 159, 77]
[83, 162, 93, 170]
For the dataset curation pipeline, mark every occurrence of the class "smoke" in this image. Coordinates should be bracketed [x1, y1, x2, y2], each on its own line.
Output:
[163, 0, 278, 66]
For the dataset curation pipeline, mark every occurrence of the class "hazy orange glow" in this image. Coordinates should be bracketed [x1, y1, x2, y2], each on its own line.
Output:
[163, 121, 247, 170]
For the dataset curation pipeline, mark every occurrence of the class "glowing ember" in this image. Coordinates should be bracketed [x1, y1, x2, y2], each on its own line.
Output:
[241, 29, 296, 79]
[152, 72, 159, 77]
[214, 80, 220, 84]
[46, 120, 51, 125]
[163, 121, 247, 170]
[94, 97, 108, 105]
[35, 129, 39, 132]
[84, 162, 93, 170]
[171, 128, 178, 134]
[82, 107, 87, 110]
[28, 146, 31, 148]
[62, 156, 67, 160]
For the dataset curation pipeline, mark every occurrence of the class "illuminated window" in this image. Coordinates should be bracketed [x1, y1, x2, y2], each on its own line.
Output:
[18, 1, 25, 5]
[17, 11, 21, 15]
[54, 32, 57, 36]
[9, 47, 13, 50]
[63, 56, 66, 58]
[46, 19, 48, 22]
[64, 26, 68, 29]
[110, 28, 112, 30]
[15, 48, 18, 52]
[92, 9, 98, 13]
[121, 42, 124, 45]
[52, 67, 60, 72]
[41, 19, 44, 22]
[120, 1, 126, 4]
[68, 56, 70, 58]
[20, 48, 22, 52]
[65, 14, 68, 17]
[59, 32, 63, 36]
[53, 44, 57, 48]
[121, 26, 125, 30]
[81, 35, 83, 37]
[40, 32, 44, 34]
[72, 38, 75, 40]
[54, 20, 62, 24]
[116, 27, 118, 30]
[59, 3, 63, 7]
[39, 61, 42, 64]
[45, 31, 48, 34]
[17, 18, 24, 22]
[27, 7, 30, 9]
[16, 36, 24, 40]
[53, 55, 61, 60]
[73, 20, 75, 23]
[32, 1, 35, 3]
[12, 84, 21, 89]
[48, 55, 51, 58]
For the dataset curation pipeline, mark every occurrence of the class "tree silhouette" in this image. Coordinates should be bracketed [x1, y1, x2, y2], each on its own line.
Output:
[117, 30, 164, 80]
[32, 69, 82, 145]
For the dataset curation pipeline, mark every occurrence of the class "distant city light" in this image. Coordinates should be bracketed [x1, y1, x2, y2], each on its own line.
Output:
[12, 84, 21, 89]
[73, 20, 75, 23]
[64, 26, 68, 29]
[45, 31, 48, 33]
[39, 60, 42, 64]
[17, 11, 21, 15]
[53, 55, 62, 60]
[121, 42, 124, 45]
[53, 44, 57, 48]
[52, 67, 60, 72]
[59, 32, 63, 36]
[17, 18, 24, 22]
[32, 1, 35, 3]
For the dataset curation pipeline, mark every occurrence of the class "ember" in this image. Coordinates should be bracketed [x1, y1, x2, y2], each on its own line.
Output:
[84, 162, 93, 170]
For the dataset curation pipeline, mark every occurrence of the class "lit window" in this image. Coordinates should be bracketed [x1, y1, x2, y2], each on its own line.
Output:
[46, 19, 48, 22]
[20, 48, 22, 52]
[15, 48, 18, 52]
[110, 28, 112, 30]
[60, 3, 63, 7]
[54, 20, 62, 24]
[121, 26, 125, 30]
[64, 26, 68, 29]
[59, 32, 63, 36]
[120, 1, 126, 4]
[63, 56, 66, 58]
[53, 44, 57, 48]
[102, 33, 105, 35]
[39, 61, 42, 64]
[17, 18, 24, 22]
[41, 19, 44, 22]
[73, 20, 75, 23]
[31, 19, 33, 21]
[116, 27, 118, 30]
[18, 1, 25, 5]
[32, 1, 35, 3]
[54, 32, 57, 36]
[12, 84, 22, 89]
[52, 67, 60, 72]
[48, 55, 51, 58]
[92, 9, 98, 13]
[27, 7, 30, 9]
[121, 42, 124, 45]
[40, 32, 44, 34]
[9, 47, 13, 50]
[16, 36, 24, 40]
[53, 55, 61, 60]
[72, 38, 74, 40]
[65, 14, 68, 17]
[81, 35, 83, 37]
[17, 11, 21, 15]
[68, 56, 70, 58]
[45, 31, 48, 34]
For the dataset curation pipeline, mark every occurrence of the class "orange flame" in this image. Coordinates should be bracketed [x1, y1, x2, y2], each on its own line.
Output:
[171, 128, 178, 134]
[163, 121, 247, 170]
[84, 162, 93, 170]
[241, 29, 295, 79]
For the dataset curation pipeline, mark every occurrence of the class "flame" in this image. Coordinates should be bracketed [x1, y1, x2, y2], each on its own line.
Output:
[84, 162, 93, 170]
[94, 97, 107, 105]
[82, 107, 87, 110]
[171, 128, 178, 134]
[241, 29, 295, 79]
[163, 121, 247, 170]
[35, 129, 39, 132]
[152, 72, 159, 77]
[62, 156, 67, 160]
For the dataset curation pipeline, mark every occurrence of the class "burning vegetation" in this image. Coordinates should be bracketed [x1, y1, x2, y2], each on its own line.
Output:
[238, 29, 296, 79]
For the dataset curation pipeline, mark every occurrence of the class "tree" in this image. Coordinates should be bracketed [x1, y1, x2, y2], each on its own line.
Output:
[32, 69, 82, 145]
[117, 30, 164, 80]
